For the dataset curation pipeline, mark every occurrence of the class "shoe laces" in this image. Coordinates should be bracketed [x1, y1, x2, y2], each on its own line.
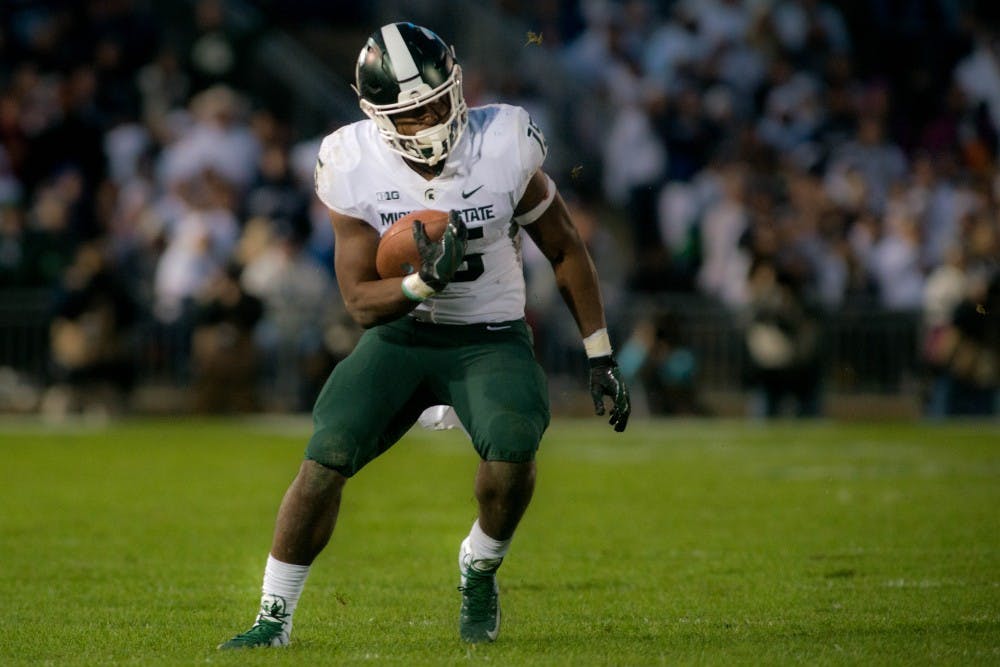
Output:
[236, 617, 285, 642]
[458, 568, 496, 620]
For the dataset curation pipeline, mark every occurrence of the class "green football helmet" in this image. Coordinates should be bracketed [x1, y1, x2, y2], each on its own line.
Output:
[354, 22, 468, 166]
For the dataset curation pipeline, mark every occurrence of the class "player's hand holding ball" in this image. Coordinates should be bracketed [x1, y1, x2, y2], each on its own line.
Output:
[414, 210, 468, 290]
[377, 209, 468, 301]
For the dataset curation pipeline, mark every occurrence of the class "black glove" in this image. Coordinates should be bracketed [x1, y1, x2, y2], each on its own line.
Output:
[589, 355, 631, 432]
[413, 210, 469, 291]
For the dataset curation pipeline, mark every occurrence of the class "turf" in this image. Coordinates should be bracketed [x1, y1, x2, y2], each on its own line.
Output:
[1, 417, 998, 665]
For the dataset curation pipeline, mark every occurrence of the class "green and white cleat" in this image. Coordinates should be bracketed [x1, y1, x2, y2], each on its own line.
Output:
[457, 537, 502, 643]
[218, 595, 291, 649]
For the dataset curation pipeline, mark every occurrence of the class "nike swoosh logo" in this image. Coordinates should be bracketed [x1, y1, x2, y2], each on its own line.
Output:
[485, 325, 511, 331]
[462, 185, 484, 198]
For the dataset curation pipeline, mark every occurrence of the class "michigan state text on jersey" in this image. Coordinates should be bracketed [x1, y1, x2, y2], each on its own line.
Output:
[315, 103, 547, 325]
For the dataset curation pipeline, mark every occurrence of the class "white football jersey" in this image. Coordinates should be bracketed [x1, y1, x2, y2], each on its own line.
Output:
[315, 104, 548, 325]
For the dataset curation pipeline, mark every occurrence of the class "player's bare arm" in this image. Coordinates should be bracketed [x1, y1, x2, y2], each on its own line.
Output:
[329, 209, 418, 328]
[519, 169, 606, 337]
[519, 169, 630, 432]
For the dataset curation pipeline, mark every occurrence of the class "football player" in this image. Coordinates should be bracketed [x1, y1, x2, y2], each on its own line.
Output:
[220, 21, 630, 649]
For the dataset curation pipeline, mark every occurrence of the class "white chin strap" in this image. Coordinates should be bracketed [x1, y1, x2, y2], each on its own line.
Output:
[413, 124, 450, 165]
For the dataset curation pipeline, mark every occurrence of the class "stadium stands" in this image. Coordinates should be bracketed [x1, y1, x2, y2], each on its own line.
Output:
[0, 0, 996, 418]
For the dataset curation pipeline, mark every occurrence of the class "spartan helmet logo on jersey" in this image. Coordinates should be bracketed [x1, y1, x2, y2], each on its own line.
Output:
[354, 22, 468, 167]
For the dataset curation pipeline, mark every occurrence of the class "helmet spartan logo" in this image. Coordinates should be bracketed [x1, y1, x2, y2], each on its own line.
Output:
[424, 188, 437, 201]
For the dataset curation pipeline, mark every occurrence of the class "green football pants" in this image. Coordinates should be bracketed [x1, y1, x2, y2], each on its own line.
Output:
[305, 317, 550, 477]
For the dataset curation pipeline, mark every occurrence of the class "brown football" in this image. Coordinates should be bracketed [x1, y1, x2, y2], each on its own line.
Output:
[375, 209, 450, 278]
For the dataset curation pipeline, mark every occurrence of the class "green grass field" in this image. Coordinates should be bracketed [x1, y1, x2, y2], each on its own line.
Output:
[2, 417, 998, 665]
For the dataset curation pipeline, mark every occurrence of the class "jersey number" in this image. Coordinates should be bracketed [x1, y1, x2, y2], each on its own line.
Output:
[526, 118, 547, 155]
[452, 253, 484, 282]
[451, 226, 485, 282]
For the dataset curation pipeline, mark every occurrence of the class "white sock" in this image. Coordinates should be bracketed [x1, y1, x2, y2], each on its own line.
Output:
[466, 519, 511, 570]
[258, 555, 310, 629]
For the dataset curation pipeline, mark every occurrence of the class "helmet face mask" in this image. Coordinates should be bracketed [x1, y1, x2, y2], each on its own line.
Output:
[355, 23, 468, 167]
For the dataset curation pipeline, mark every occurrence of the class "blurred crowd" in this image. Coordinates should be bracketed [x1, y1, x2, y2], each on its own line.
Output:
[510, 0, 1000, 417]
[0, 0, 997, 418]
[0, 0, 354, 415]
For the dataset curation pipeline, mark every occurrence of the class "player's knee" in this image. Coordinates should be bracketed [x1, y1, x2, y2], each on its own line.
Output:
[305, 426, 368, 478]
[480, 411, 546, 462]
[298, 459, 348, 494]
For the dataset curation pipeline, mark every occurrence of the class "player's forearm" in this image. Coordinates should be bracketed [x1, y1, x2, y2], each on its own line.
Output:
[552, 247, 607, 338]
[341, 278, 419, 328]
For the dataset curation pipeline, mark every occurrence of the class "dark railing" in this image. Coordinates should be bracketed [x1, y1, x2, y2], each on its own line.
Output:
[531, 293, 922, 395]
[0, 289, 53, 380]
[0, 288, 925, 413]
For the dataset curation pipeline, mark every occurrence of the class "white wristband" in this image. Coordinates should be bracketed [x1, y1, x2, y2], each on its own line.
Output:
[402, 273, 436, 301]
[583, 328, 613, 358]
